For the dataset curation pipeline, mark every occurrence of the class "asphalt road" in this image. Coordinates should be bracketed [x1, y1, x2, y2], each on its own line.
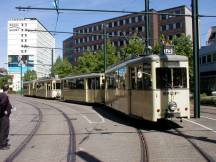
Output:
[0, 95, 215, 162]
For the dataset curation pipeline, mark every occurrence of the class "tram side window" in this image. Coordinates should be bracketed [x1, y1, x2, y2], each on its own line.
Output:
[68, 79, 76, 89]
[47, 84, 51, 90]
[118, 67, 126, 90]
[63, 80, 68, 88]
[131, 64, 152, 90]
[88, 78, 100, 89]
[107, 76, 116, 89]
[76, 79, 84, 89]
[143, 64, 152, 89]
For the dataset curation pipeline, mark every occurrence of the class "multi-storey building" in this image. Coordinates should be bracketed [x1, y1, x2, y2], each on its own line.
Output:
[63, 5, 192, 64]
[200, 26, 216, 94]
[8, 18, 55, 91]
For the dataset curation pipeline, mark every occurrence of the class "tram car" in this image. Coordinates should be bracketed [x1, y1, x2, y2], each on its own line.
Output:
[23, 78, 61, 99]
[105, 53, 190, 122]
[61, 73, 104, 103]
[23, 80, 35, 96]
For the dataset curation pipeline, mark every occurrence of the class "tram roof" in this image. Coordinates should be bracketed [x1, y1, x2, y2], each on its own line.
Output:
[106, 54, 188, 73]
[35, 78, 61, 82]
[62, 73, 104, 80]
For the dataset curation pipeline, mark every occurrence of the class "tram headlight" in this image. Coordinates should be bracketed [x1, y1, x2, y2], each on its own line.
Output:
[168, 101, 177, 112]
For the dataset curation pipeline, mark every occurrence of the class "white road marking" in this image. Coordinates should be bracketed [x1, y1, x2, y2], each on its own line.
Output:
[183, 118, 216, 134]
[201, 116, 216, 121]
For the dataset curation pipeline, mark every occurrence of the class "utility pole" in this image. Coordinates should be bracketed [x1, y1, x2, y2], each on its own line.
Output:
[145, 0, 150, 55]
[103, 24, 107, 72]
[20, 64, 23, 95]
[192, 0, 200, 118]
[51, 48, 54, 77]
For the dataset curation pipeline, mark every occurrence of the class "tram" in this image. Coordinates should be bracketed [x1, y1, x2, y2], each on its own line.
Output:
[23, 78, 61, 99]
[105, 51, 190, 122]
[23, 80, 35, 96]
[61, 73, 105, 103]
[22, 46, 190, 122]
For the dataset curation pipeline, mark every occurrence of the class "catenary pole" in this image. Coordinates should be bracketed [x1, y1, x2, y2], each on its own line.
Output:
[145, 0, 150, 54]
[103, 24, 107, 72]
[192, 0, 200, 118]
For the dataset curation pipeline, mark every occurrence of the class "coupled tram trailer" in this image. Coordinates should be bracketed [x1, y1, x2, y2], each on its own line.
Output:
[23, 78, 61, 99]
[61, 73, 105, 103]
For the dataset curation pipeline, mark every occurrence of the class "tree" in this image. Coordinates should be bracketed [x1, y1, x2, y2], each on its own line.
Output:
[76, 51, 101, 74]
[122, 34, 145, 60]
[23, 70, 37, 81]
[172, 34, 193, 88]
[52, 57, 73, 78]
[75, 41, 120, 73]
[0, 76, 11, 89]
[151, 42, 162, 55]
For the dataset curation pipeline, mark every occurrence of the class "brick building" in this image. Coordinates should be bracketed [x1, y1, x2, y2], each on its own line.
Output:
[63, 5, 192, 64]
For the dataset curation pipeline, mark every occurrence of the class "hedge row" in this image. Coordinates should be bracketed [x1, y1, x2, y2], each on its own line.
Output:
[200, 96, 216, 106]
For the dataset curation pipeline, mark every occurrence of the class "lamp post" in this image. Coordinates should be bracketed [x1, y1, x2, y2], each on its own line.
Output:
[17, 55, 24, 95]
[103, 24, 107, 72]
[192, 0, 200, 118]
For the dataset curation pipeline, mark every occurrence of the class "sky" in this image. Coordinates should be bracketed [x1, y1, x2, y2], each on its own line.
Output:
[0, 0, 216, 68]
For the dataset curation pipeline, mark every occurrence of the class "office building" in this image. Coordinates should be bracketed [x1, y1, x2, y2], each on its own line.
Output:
[200, 26, 216, 94]
[63, 5, 192, 64]
[8, 18, 55, 91]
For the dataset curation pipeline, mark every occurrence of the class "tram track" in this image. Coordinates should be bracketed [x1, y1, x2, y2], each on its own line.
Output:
[23, 99, 76, 162]
[137, 129, 149, 162]
[4, 100, 43, 162]
[167, 122, 216, 162]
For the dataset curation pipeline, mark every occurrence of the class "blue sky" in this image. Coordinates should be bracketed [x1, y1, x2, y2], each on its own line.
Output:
[0, 0, 216, 68]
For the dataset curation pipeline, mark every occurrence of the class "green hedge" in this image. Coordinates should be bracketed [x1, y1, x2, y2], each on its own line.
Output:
[200, 96, 216, 106]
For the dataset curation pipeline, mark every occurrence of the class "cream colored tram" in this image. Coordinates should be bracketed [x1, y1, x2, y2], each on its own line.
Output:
[23, 80, 35, 96]
[34, 78, 61, 99]
[105, 54, 190, 122]
[61, 73, 104, 103]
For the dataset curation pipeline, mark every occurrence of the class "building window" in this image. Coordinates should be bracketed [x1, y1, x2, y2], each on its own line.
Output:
[132, 17, 136, 23]
[161, 15, 167, 20]
[109, 22, 112, 28]
[120, 20, 123, 26]
[169, 24, 173, 30]
[114, 21, 117, 27]
[202, 56, 206, 64]
[213, 53, 216, 62]
[207, 54, 212, 63]
[176, 22, 181, 29]
[135, 17, 138, 23]
[138, 15, 142, 22]
[125, 18, 129, 24]
[161, 25, 166, 31]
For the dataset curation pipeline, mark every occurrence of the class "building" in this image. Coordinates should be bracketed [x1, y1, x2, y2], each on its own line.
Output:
[63, 5, 192, 64]
[200, 26, 216, 94]
[7, 18, 55, 91]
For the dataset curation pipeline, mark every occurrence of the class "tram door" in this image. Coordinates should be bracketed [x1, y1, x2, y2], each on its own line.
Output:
[129, 64, 153, 120]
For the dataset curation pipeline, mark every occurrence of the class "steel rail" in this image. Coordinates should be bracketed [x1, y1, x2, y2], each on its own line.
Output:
[137, 129, 149, 162]
[27, 99, 76, 162]
[4, 100, 43, 162]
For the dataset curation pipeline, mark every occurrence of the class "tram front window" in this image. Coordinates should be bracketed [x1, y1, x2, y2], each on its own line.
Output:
[156, 67, 187, 89]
